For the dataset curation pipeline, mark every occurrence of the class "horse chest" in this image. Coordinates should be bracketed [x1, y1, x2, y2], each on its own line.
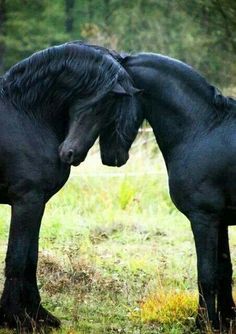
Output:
[43, 164, 70, 199]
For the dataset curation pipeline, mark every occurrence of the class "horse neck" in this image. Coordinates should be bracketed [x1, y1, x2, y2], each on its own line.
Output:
[46, 112, 69, 142]
[1, 95, 68, 144]
[2, 59, 81, 141]
[124, 54, 220, 162]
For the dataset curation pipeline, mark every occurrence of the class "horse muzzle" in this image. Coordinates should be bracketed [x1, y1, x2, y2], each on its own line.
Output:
[101, 149, 129, 167]
[58, 144, 87, 166]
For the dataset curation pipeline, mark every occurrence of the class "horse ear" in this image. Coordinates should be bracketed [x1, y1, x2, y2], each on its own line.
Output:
[129, 86, 143, 95]
[112, 83, 142, 96]
[112, 83, 130, 95]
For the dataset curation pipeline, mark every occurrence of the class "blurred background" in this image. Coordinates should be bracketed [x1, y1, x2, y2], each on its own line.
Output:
[0, 0, 236, 90]
[0, 2, 236, 333]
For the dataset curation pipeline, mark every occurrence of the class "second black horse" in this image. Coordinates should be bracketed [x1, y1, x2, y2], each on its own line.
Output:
[62, 49, 236, 330]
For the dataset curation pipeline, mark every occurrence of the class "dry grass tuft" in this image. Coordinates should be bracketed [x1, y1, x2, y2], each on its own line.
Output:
[38, 251, 98, 297]
[38, 250, 124, 299]
[131, 289, 197, 325]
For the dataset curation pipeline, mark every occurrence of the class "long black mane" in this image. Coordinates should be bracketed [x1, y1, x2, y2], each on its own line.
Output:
[101, 49, 236, 148]
[1, 42, 132, 117]
[67, 40, 124, 63]
[122, 53, 236, 114]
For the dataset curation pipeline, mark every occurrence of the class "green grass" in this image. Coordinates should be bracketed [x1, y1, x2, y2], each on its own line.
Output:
[0, 132, 235, 333]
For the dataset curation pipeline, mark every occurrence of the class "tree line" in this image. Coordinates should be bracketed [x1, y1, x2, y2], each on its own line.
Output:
[0, 0, 236, 88]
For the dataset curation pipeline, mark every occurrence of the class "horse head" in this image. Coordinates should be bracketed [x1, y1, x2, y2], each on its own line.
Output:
[59, 82, 134, 166]
[59, 52, 142, 167]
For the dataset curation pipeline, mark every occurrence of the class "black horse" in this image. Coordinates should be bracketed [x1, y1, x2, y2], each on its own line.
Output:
[62, 50, 236, 330]
[0, 42, 137, 329]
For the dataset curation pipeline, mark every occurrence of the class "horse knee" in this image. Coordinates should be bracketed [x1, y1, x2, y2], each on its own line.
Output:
[218, 254, 233, 281]
[199, 281, 216, 297]
[198, 271, 217, 300]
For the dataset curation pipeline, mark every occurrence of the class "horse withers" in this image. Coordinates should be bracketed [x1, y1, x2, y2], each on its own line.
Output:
[63, 50, 236, 331]
[0, 42, 137, 330]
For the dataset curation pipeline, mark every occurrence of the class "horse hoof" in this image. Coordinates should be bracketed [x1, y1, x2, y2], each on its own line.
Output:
[0, 307, 34, 330]
[196, 313, 219, 333]
[0, 304, 60, 331]
[37, 305, 61, 328]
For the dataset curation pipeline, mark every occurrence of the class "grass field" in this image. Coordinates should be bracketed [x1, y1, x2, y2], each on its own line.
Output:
[0, 131, 236, 333]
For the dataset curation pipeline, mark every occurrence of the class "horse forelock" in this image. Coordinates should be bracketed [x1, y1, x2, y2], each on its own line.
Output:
[1, 42, 124, 116]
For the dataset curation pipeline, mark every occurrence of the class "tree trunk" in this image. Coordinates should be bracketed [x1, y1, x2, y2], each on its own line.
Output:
[103, 0, 111, 26]
[0, 0, 6, 74]
[65, 0, 75, 34]
[213, 0, 236, 52]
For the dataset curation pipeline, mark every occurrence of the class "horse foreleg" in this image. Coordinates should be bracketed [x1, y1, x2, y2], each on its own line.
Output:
[22, 207, 43, 309]
[190, 214, 219, 330]
[0, 191, 58, 329]
[24, 225, 61, 328]
[217, 224, 235, 324]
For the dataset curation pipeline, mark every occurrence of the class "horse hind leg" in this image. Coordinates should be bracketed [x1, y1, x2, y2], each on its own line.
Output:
[217, 223, 235, 327]
[190, 212, 219, 330]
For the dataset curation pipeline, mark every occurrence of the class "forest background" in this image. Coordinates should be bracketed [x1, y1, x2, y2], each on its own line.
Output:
[0, 0, 236, 91]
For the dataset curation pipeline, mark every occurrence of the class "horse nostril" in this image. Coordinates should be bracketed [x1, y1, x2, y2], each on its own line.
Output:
[66, 149, 74, 164]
